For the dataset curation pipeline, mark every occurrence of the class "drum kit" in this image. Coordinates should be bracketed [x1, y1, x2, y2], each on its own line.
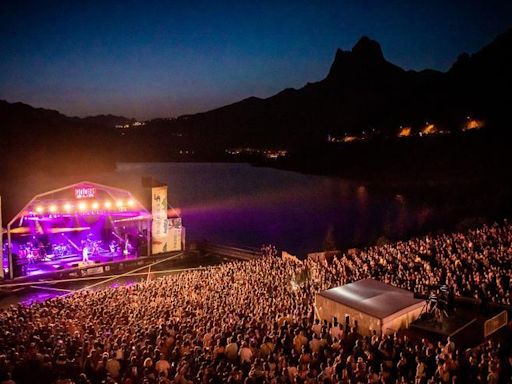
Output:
[52, 243, 71, 258]
[18, 242, 47, 264]
[108, 240, 123, 257]
[18, 241, 72, 264]
[82, 238, 133, 259]
[81, 237, 105, 257]
[108, 239, 134, 257]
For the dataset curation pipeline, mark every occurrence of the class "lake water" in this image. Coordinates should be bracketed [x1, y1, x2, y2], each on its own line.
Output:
[3, 163, 443, 256]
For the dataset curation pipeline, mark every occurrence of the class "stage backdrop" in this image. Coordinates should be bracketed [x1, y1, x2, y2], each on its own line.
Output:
[151, 186, 182, 254]
[168, 218, 182, 252]
[151, 186, 168, 254]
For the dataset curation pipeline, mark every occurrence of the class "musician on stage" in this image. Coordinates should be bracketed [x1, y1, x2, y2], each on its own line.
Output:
[82, 243, 90, 263]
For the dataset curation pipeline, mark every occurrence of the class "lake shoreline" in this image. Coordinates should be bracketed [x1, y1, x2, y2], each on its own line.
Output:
[2, 161, 510, 256]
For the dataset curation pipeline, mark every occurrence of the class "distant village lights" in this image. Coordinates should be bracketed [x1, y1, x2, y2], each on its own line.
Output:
[225, 148, 288, 159]
[421, 123, 439, 136]
[464, 118, 485, 131]
[398, 126, 411, 137]
[327, 116, 485, 143]
[115, 121, 146, 129]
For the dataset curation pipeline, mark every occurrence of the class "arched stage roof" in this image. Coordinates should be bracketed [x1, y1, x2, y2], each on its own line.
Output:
[8, 181, 151, 231]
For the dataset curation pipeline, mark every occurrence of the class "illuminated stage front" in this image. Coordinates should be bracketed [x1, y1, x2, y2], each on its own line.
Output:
[2, 182, 153, 279]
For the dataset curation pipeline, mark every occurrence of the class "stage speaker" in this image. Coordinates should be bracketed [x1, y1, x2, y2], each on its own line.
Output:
[13, 264, 24, 278]
[139, 244, 148, 256]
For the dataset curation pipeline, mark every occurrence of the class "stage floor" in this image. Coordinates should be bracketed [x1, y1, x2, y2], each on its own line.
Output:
[23, 253, 138, 277]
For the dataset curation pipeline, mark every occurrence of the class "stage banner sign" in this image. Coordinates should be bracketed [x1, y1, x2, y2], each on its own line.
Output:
[167, 218, 182, 251]
[151, 186, 168, 254]
[167, 217, 182, 251]
[74, 185, 96, 199]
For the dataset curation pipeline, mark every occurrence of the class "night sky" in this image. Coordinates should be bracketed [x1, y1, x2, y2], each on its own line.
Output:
[1, 1, 511, 119]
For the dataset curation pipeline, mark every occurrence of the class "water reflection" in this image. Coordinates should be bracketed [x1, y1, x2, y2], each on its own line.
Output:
[3, 163, 444, 256]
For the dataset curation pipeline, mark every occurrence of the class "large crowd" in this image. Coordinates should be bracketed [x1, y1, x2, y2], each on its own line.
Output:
[0, 222, 511, 384]
[311, 221, 512, 306]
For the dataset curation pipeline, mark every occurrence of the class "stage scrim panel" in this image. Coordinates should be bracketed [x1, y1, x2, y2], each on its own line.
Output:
[151, 186, 182, 254]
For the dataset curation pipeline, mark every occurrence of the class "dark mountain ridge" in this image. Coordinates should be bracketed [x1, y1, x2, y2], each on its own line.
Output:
[1, 29, 512, 172]
[0, 100, 131, 179]
[0, 100, 133, 127]
[133, 30, 512, 154]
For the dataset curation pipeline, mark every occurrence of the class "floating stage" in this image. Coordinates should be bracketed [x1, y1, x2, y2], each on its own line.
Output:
[0, 250, 184, 286]
[2, 181, 184, 281]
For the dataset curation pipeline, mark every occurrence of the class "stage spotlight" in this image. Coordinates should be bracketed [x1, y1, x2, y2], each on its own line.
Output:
[104, 201, 112, 209]
[35, 206, 44, 214]
[127, 199, 135, 207]
[78, 202, 87, 211]
[63, 203, 72, 212]
[116, 200, 124, 208]
[91, 201, 99, 210]
[49, 205, 57, 213]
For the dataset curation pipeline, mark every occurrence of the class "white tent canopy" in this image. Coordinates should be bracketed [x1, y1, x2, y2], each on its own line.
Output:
[315, 279, 425, 336]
